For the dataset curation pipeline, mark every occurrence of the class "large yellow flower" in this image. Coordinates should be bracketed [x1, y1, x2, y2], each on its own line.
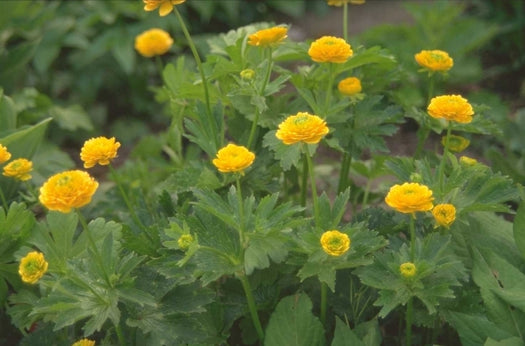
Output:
[385, 182, 434, 214]
[432, 203, 456, 228]
[247, 26, 288, 48]
[444, 134, 470, 153]
[427, 95, 474, 124]
[415, 50, 453, 72]
[143, 0, 186, 16]
[39, 170, 99, 213]
[2, 158, 32, 181]
[71, 339, 96, 346]
[80, 136, 121, 169]
[399, 262, 416, 278]
[320, 230, 350, 256]
[0, 144, 11, 164]
[212, 144, 255, 174]
[275, 112, 329, 145]
[134, 28, 173, 58]
[308, 36, 353, 63]
[338, 77, 362, 96]
[19, 251, 48, 284]
[327, 0, 365, 6]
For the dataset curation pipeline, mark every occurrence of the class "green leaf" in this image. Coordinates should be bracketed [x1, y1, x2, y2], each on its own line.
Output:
[444, 311, 514, 346]
[513, 201, 525, 260]
[484, 337, 525, 346]
[0, 90, 17, 132]
[264, 294, 324, 346]
[263, 130, 303, 171]
[48, 104, 93, 131]
[331, 317, 365, 346]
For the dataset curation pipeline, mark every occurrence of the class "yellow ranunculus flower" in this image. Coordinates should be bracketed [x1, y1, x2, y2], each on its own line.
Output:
[71, 339, 96, 346]
[443, 134, 470, 153]
[19, 251, 48, 284]
[327, 0, 365, 6]
[399, 262, 416, 278]
[320, 230, 350, 256]
[432, 203, 456, 228]
[427, 95, 474, 124]
[143, 0, 185, 16]
[80, 136, 121, 169]
[2, 158, 32, 181]
[134, 28, 173, 58]
[459, 156, 478, 166]
[0, 144, 11, 164]
[247, 26, 288, 48]
[415, 50, 454, 72]
[212, 144, 255, 174]
[308, 36, 353, 64]
[338, 77, 362, 96]
[178, 234, 194, 251]
[275, 112, 329, 145]
[385, 182, 434, 214]
[39, 170, 99, 213]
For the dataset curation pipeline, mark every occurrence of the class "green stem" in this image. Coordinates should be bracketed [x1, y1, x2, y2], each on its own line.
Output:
[320, 281, 328, 326]
[304, 145, 320, 227]
[427, 74, 435, 104]
[300, 156, 308, 208]
[406, 297, 413, 346]
[236, 177, 245, 247]
[414, 75, 435, 158]
[343, 2, 349, 42]
[337, 152, 352, 194]
[0, 187, 8, 212]
[438, 121, 452, 194]
[324, 63, 335, 117]
[155, 55, 164, 79]
[115, 323, 125, 346]
[409, 214, 416, 261]
[361, 179, 372, 209]
[239, 274, 265, 341]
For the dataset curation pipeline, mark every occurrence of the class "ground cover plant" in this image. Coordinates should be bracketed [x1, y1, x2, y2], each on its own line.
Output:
[1, 0, 525, 345]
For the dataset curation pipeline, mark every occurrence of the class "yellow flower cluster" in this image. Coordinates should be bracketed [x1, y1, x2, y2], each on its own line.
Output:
[444, 134, 470, 153]
[212, 144, 255, 174]
[427, 95, 474, 124]
[414, 50, 454, 72]
[399, 262, 416, 278]
[385, 182, 434, 214]
[432, 203, 456, 228]
[143, 0, 185, 16]
[80, 136, 121, 168]
[327, 0, 365, 6]
[39, 170, 99, 213]
[338, 77, 362, 96]
[247, 26, 288, 48]
[320, 230, 350, 256]
[71, 339, 96, 346]
[275, 112, 329, 145]
[308, 36, 353, 63]
[19, 251, 48, 284]
[135, 28, 173, 58]
[2, 158, 32, 181]
[0, 144, 11, 163]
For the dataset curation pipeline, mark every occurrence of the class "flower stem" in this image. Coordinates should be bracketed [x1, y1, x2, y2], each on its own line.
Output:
[115, 322, 126, 346]
[414, 75, 435, 158]
[236, 176, 245, 247]
[409, 214, 416, 261]
[324, 63, 335, 117]
[406, 297, 413, 346]
[343, 2, 349, 42]
[320, 281, 328, 326]
[337, 152, 352, 194]
[238, 273, 265, 342]
[438, 121, 452, 194]
[155, 55, 164, 79]
[304, 144, 320, 227]
[0, 187, 8, 212]
[301, 156, 308, 208]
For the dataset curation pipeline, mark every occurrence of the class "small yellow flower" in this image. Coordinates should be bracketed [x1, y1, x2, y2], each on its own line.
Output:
[308, 36, 353, 64]
[72, 339, 96, 346]
[19, 251, 48, 284]
[80, 136, 121, 169]
[385, 182, 434, 214]
[134, 28, 173, 58]
[240, 69, 255, 81]
[432, 203, 456, 228]
[443, 134, 470, 153]
[415, 50, 454, 72]
[460, 156, 478, 166]
[338, 77, 362, 96]
[427, 95, 474, 124]
[39, 170, 99, 213]
[2, 158, 32, 181]
[327, 0, 365, 6]
[143, 0, 185, 16]
[212, 144, 255, 174]
[247, 26, 288, 48]
[275, 112, 329, 145]
[320, 230, 350, 256]
[399, 262, 416, 278]
[0, 144, 11, 164]
[178, 234, 194, 251]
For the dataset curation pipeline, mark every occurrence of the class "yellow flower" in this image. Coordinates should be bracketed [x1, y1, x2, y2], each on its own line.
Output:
[143, 0, 185, 16]
[385, 182, 434, 214]
[240, 69, 255, 81]
[320, 230, 350, 256]
[427, 95, 474, 124]
[72, 339, 96, 346]
[399, 262, 416, 278]
[19, 251, 48, 284]
[327, 0, 365, 6]
[275, 112, 329, 145]
[414, 50, 454, 72]
[39, 170, 99, 213]
[0, 144, 11, 164]
[443, 134, 470, 153]
[247, 26, 288, 48]
[80, 136, 121, 169]
[460, 156, 478, 166]
[308, 36, 353, 63]
[432, 203, 456, 228]
[338, 77, 362, 96]
[178, 234, 194, 250]
[2, 158, 32, 181]
[212, 144, 255, 174]
[134, 28, 173, 58]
